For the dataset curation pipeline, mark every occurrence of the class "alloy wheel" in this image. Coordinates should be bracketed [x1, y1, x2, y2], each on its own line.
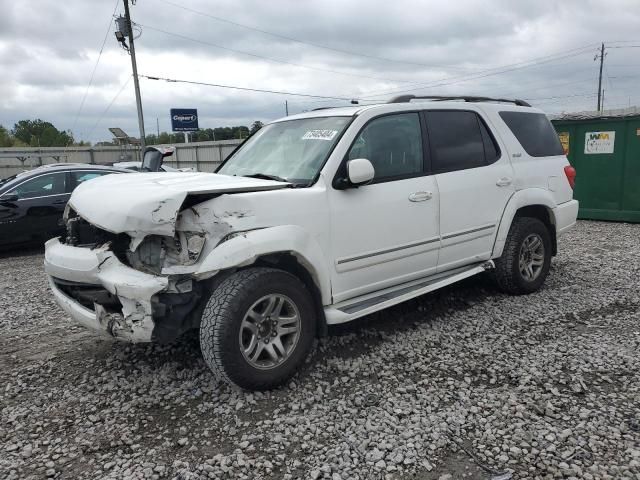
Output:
[519, 233, 545, 282]
[239, 294, 301, 370]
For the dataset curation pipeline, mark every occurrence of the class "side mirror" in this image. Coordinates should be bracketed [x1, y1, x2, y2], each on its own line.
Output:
[347, 158, 375, 186]
[0, 193, 19, 204]
[141, 146, 174, 172]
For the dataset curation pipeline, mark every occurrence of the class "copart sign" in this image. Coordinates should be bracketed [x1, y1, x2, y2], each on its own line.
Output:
[585, 131, 615, 154]
[170, 108, 199, 132]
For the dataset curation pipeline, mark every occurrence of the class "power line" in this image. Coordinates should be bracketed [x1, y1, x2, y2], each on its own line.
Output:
[137, 23, 418, 84]
[496, 76, 597, 99]
[84, 76, 132, 141]
[154, 0, 469, 72]
[604, 63, 614, 91]
[139, 74, 358, 101]
[293, 75, 602, 111]
[139, 74, 605, 113]
[524, 92, 598, 101]
[70, 0, 120, 137]
[357, 44, 598, 99]
[280, 46, 604, 105]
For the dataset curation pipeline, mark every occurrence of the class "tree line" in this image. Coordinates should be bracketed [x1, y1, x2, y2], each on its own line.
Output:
[0, 120, 78, 148]
[144, 121, 264, 145]
[0, 119, 265, 148]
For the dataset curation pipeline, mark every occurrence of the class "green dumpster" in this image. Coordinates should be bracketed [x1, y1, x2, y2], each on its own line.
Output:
[552, 109, 640, 222]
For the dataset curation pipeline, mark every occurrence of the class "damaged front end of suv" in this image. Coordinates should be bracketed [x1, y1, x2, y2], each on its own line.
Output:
[50, 207, 209, 342]
[44, 147, 291, 343]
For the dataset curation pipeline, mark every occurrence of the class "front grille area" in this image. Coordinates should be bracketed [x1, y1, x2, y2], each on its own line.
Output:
[53, 277, 122, 313]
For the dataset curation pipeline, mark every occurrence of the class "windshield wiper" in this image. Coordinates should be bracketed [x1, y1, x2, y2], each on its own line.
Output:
[242, 173, 290, 183]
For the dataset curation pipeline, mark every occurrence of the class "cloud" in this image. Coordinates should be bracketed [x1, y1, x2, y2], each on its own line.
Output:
[1, 0, 639, 143]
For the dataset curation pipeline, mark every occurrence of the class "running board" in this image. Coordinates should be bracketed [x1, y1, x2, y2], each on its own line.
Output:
[324, 261, 493, 325]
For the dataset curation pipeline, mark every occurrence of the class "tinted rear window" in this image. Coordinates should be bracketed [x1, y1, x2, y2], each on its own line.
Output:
[499, 111, 564, 157]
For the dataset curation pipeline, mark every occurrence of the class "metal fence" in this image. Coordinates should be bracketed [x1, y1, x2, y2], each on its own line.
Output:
[0, 140, 243, 178]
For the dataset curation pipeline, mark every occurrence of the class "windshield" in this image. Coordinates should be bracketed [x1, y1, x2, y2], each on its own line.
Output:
[218, 116, 351, 185]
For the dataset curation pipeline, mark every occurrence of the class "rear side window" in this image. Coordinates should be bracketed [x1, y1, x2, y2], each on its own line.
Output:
[72, 171, 114, 187]
[479, 120, 500, 163]
[425, 111, 499, 173]
[499, 111, 564, 157]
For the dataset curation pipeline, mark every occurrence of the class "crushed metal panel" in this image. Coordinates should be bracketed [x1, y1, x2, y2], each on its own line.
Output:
[68, 171, 288, 239]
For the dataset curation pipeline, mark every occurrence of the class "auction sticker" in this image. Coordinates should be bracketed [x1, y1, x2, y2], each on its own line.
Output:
[302, 129, 338, 141]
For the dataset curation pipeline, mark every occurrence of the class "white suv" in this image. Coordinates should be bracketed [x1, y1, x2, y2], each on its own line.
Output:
[44, 95, 578, 390]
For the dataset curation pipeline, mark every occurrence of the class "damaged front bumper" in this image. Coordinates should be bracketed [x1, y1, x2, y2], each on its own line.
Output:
[45, 237, 180, 342]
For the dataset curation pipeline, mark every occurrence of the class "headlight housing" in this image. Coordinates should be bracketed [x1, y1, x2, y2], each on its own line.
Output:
[127, 232, 206, 274]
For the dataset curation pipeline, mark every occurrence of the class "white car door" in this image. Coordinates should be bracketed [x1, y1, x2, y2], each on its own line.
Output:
[424, 109, 515, 272]
[328, 112, 440, 303]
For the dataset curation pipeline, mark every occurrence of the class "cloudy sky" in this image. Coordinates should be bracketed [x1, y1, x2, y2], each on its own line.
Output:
[1, 0, 639, 143]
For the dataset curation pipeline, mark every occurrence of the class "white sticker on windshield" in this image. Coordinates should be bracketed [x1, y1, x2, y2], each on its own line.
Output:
[302, 129, 338, 141]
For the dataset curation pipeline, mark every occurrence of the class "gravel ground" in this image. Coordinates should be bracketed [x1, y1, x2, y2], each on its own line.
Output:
[1, 220, 640, 480]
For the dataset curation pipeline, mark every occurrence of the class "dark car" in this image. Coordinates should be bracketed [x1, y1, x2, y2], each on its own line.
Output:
[0, 164, 130, 248]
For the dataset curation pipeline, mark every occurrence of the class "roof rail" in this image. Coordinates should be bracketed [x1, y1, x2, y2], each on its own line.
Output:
[388, 95, 531, 107]
[312, 100, 360, 111]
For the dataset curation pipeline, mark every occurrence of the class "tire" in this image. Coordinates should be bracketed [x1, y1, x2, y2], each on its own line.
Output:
[199, 267, 316, 390]
[494, 217, 552, 295]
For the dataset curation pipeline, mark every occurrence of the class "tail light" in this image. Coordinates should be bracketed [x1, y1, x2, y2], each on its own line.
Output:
[564, 165, 576, 189]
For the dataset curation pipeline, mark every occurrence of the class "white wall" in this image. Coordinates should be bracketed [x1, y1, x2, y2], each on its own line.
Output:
[0, 140, 242, 178]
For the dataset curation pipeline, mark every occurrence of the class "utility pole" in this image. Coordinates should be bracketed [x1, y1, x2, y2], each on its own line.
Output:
[285, 100, 289, 116]
[122, 0, 146, 152]
[595, 42, 606, 112]
[156, 117, 160, 138]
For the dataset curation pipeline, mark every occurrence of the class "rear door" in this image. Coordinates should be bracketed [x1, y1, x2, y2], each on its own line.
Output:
[424, 109, 515, 272]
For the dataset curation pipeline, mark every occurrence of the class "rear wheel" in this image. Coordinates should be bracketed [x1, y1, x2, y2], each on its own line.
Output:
[494, 217, 552, 295]
[199, 268, 316, 390]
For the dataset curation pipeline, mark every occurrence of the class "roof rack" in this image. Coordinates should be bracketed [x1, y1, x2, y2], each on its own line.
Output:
[388, 95, 531, 107]
[311, 100, 360, 111]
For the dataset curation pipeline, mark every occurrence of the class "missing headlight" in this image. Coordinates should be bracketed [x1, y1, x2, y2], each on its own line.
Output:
[185, 233, 206, 261]
[127, 232, 206, 274]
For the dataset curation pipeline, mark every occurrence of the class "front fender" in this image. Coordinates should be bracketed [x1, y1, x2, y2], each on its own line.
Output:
[194, 225, 332, 304]
[492, 188, 557, 258]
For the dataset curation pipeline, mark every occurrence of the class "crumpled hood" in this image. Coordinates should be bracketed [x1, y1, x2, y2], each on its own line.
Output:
[68, 171, 288, 237]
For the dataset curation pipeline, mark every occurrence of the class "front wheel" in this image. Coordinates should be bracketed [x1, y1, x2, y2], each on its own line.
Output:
[494, 217, 552, 295]
[199, 268, 316, 390]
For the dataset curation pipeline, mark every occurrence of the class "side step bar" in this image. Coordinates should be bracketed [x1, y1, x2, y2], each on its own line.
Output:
[324, 261, 493, 325]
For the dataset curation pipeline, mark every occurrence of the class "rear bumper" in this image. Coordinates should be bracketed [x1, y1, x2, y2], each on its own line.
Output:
[554, 199, 579, 235]
[44, 238, 169, 342]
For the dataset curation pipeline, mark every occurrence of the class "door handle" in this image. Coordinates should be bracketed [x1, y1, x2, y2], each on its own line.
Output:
[408, 191, 433, 202]
[496, 177, 513, 187]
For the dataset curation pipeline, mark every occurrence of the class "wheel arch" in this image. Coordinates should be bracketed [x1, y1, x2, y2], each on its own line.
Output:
[251, 252, 328, 338]
[492, 189, 558, 258]
[194, 225, 331, 336]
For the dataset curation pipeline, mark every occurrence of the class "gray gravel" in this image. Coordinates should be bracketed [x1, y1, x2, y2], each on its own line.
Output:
[1, 220, 640, 480]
